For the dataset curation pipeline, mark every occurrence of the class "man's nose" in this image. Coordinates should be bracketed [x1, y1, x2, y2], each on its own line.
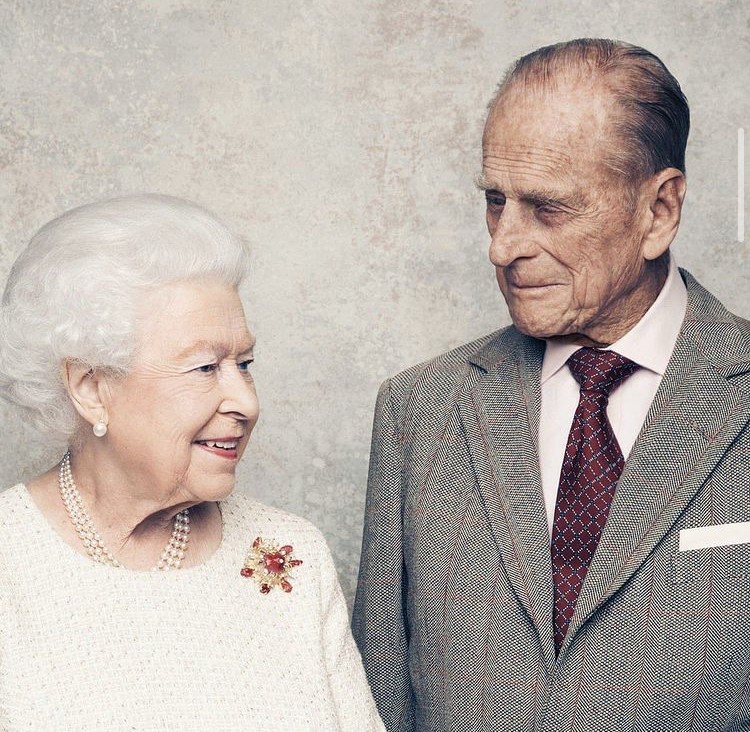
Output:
[487, 205, 536, 267]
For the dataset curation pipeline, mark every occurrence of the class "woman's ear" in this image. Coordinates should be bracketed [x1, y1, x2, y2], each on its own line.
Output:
[640, 168, 687, 261]
[62, 361, 111, 429]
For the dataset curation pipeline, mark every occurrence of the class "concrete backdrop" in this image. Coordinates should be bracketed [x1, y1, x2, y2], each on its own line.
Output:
[1, 0, 747, 605]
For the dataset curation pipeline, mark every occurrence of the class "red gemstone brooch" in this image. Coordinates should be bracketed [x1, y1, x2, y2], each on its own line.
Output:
[240, 536, 303, 593]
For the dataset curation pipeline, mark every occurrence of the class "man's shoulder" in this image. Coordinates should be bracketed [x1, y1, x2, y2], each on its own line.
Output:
[683, 269, 749, 326]
[386, 327, 504, 386]
[381, 325, 530, 417]
[682, 269, 750, 373]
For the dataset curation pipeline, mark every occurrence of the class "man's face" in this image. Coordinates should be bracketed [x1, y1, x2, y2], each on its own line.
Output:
[481, 80, 649, 342]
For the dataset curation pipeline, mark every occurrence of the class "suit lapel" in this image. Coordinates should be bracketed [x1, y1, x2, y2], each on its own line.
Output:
[458, 331, 557, 668]
[562, 275, 750, 655]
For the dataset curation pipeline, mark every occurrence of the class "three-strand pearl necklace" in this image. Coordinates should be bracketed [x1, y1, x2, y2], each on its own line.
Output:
[58, 451, 190, 570]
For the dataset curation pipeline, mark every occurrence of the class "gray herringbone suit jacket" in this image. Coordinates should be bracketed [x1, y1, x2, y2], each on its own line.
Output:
[352, 270, 750, 732]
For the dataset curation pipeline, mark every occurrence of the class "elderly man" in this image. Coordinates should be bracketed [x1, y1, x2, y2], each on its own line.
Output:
[353, 38, 750, 732]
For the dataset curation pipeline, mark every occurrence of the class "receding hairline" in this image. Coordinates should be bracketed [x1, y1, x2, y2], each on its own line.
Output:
[488, 38, 638, 107]
[481, 75, 630, 198]
[485, 38, 690, 188]
[485, 48, 627, 149]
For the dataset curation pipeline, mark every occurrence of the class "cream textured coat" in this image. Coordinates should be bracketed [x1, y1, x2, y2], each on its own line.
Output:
[0, 487, 384, 732]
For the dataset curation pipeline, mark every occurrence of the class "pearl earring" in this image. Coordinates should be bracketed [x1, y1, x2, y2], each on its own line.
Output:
[93, 420, 107, 438]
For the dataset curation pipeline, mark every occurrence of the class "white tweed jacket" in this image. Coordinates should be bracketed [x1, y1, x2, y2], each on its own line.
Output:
[0, 488, 384, 732]
[353, 270, 750, 732]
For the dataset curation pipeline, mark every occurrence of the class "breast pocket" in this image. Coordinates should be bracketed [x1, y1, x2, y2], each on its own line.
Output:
[672, 534, 750, 583]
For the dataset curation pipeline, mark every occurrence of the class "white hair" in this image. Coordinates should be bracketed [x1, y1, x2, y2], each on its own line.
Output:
[0, 194, 249, 443]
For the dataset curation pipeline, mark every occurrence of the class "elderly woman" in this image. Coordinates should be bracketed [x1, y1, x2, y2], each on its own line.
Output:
[0, 195, 384, 732]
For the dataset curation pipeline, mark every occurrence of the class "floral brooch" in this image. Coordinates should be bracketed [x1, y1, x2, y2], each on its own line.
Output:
[241, 536, 303, 594]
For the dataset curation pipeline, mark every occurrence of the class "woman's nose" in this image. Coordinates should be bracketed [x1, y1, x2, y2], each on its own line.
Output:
[219, 367, 260, 422]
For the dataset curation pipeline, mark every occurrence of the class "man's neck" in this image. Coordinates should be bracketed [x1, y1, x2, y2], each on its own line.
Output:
[549, 259, 670, 349]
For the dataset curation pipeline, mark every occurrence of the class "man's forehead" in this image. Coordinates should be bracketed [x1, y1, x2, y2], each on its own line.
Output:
[481, 142, 573, 181]
[482, 99, 616, 189]
[485, 77, 613, 145]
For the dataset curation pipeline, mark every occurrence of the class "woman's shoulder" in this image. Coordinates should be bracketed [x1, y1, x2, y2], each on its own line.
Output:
[0, 484, 34, 526]
[220, 491, 331, 557]
[0, 484, 46, 567]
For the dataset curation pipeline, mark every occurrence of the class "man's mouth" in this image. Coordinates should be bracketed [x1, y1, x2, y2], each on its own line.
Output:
[506, 275, 561, 290]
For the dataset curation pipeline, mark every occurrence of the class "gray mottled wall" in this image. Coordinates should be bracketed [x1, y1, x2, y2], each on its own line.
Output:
[1, 0, 748, 604]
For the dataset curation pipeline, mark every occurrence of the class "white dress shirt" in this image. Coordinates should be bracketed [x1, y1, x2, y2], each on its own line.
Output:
[539, 257, 688, 537]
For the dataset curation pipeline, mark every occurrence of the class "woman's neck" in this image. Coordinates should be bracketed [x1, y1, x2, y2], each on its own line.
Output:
[26, 452, 223, 570]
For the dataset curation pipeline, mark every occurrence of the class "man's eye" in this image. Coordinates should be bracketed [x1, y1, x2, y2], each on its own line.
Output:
[537, 206, 570, 225]
[485, 192, 506, 208]
[195, 364, 217, 374]
[537, 205, 558, 215]
[237, 359, 254, 372]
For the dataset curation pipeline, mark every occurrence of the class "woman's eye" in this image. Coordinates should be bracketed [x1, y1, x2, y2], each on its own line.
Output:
[237, 359, 254, 372]
[195, 364, 217, 374]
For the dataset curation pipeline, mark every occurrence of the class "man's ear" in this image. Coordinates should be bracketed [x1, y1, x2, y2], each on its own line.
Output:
[62, 361, 111, 429]
[640, 167, 687, 261]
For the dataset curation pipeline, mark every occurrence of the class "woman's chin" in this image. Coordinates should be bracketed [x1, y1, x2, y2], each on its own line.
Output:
[180, 446, 243, 502]
[187, 468, 238, 502]
[191, 481, 236, 504]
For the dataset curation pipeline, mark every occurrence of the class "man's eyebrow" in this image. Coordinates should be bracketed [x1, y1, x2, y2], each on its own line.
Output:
[474, 173, 496, 191]
[520, 188, 587, 210]
[476, 175, 586, 210]
[177, 337, 256, 360]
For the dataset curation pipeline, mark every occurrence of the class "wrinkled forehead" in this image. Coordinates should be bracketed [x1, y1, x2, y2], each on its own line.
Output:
[481, 141, 574, 190]
[482, 81, 618, 187]
[134, 280, 254, 361]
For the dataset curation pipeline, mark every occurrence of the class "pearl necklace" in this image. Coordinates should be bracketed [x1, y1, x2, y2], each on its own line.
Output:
[58, 451, 190, 571]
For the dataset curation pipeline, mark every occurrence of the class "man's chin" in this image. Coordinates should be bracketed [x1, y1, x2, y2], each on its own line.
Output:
[511, 319, 601, 347]
[502, 290, 573, 339]
[508, 311, 567, 341]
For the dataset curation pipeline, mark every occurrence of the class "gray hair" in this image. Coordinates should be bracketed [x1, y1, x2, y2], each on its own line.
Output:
[490, 38, 690, 187]
[0, 194, 249, 443]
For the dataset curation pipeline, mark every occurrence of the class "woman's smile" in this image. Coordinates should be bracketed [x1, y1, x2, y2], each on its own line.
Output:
[193, 437, 242, 460]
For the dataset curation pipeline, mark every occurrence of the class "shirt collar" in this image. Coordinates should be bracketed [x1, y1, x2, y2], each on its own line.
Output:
[541, 255, 688, 384]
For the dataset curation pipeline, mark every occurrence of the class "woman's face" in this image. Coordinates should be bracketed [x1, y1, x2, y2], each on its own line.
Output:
[103, 279, 259, 506]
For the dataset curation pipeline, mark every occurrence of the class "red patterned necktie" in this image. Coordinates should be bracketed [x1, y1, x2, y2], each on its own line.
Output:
[551, 348, 639, 653]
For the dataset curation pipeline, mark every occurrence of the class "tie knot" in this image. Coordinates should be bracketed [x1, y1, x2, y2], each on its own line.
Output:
[567, 348, 639, 394]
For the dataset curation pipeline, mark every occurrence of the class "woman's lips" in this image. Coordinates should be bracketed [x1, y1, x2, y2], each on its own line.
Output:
[194, 438, 241, 460]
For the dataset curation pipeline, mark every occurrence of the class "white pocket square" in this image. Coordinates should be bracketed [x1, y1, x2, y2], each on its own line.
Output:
[679, 521, 750, 551]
